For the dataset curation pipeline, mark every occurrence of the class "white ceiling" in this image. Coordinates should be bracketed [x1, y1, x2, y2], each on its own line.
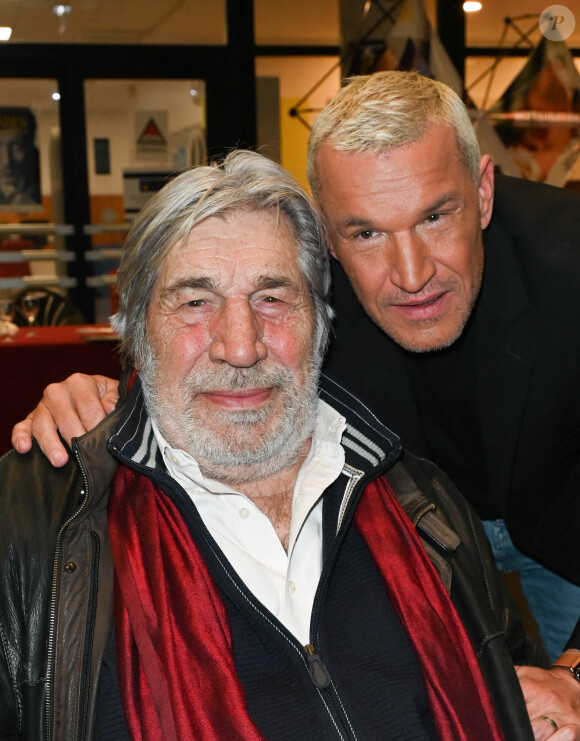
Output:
[0, 0, 577, 49]
[0, 0, 228, 44]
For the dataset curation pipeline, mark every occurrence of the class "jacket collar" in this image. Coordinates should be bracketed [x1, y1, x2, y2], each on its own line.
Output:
[318, 372, 401, 473]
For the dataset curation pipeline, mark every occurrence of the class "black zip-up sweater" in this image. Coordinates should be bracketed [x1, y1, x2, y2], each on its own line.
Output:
[0, 373, 540, 740]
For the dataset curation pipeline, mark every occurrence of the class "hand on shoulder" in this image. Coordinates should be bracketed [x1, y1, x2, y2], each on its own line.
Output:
[11, 373, 120, 466]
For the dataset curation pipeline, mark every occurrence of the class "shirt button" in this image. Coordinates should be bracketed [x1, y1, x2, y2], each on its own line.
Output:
[170, 452, 181, 465]
[288, 580, 296, 593]
[239, 507, 250, 520]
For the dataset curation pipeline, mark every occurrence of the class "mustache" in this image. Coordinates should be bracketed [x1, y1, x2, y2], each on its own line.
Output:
[381, 278, 460, 304]
[183, 362, 296, 393]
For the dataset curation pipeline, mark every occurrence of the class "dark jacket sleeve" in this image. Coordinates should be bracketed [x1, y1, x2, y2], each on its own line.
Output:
[0, 425, 117, 741]
[0, 444, 84, 739]
[565, 620, 580, 652]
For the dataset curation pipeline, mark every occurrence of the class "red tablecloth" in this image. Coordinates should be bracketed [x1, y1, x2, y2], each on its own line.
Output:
[0, 325, 122, 454]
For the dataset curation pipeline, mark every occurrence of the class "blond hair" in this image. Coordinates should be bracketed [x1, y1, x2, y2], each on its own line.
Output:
[307, 71, 480, 198]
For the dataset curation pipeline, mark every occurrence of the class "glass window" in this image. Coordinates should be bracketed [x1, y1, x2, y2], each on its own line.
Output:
[84, 78, 206, 320]
[256, 57, 340, 191]
[0, 79, 65, 294]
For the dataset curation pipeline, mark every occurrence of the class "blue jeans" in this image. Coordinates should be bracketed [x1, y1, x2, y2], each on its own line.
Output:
[483, 519, 580, 662]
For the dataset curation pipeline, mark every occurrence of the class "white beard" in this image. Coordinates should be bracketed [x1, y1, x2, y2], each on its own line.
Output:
[140, 352, 321, 485]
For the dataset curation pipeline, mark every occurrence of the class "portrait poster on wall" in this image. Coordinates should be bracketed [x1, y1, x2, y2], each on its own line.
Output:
[0, 107, 42, 210]
[488, 39, 580, 186]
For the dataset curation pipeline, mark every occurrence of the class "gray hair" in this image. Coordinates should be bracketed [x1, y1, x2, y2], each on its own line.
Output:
[111, 149, 332, 366]
[307, 71, 481, 198]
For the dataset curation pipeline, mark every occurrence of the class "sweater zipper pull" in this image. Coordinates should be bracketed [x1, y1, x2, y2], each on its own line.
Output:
[305, 644, 331, 688]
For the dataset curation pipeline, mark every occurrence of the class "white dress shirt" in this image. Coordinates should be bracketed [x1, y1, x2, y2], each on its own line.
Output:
[152, 400, 346, 646]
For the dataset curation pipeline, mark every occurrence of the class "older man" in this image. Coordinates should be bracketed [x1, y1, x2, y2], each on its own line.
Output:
[1, 151, 539, 739]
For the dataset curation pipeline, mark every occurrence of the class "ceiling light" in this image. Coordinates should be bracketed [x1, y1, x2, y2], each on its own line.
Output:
[0, 27, 12, 41]
[53, 5, 72, 17]
[463, 1, 483, 11]
[52, 92, 61, 101]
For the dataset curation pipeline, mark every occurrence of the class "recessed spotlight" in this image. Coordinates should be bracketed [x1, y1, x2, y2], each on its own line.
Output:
[463, 1, 483, 11]
[52, 92, 61, 101]
[53, 5, 72, 17]
[0, 27, 12, 41]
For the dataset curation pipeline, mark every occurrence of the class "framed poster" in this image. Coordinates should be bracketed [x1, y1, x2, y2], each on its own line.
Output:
[0, 107, 41, 209]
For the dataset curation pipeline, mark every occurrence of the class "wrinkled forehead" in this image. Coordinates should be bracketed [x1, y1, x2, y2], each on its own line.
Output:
[156, 207, 304, 288]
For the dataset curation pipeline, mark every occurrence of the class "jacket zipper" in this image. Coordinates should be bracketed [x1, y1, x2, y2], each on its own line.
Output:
[44, 448, 91, 741]
[304, 643, 331, 688]
[302, 643, 354, 740]
[303, 454, 400, 741]
[304, 643, 360, 740]
[301, 475, 368, 741]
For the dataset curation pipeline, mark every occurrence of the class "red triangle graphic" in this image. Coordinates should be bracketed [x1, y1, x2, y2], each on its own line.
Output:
[138, 118, 166, 144]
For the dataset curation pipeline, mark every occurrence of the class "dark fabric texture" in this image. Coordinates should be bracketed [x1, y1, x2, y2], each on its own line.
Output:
[402, 317, 493, 516]
[94, 626, 130, 741]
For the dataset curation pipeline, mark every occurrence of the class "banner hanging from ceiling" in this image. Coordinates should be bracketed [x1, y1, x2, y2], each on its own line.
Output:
[487, 38, 580, 185]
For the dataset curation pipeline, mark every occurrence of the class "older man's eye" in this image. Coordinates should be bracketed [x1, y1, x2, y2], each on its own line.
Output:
[357, 230, 375, 240]
[186, 299, 205, 307]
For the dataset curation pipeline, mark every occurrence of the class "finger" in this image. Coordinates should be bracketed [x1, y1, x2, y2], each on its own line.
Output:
[28, 401, 72, 466]
[11, 416, 34, 454]
[31, 406, 86, 447]
[101, 392, 119, 415]
[531, 717, 558, 740]
[553, 725, 580, 740]
[95, 376, 120, 415]
[532, 719, 580, 741]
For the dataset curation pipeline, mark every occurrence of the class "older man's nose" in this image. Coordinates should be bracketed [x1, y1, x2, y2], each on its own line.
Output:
[208, 300, 267, 367]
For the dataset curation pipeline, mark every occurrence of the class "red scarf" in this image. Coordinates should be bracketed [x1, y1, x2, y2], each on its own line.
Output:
[108, 465, 265, 741]
[355, 477, 505, 740]
[108, 465, 504, 740]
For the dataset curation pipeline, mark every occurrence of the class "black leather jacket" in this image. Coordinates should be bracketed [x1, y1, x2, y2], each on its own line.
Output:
[0, 374, 540, 740]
